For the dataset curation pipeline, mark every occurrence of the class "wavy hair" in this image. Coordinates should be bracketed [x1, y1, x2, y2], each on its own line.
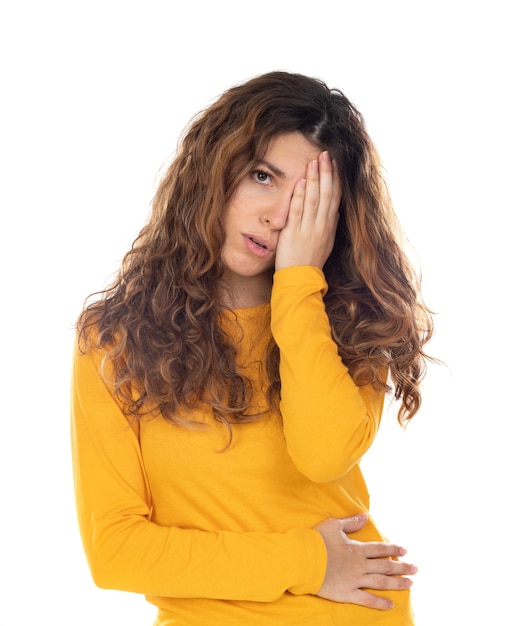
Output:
[78, 71, 434, 427]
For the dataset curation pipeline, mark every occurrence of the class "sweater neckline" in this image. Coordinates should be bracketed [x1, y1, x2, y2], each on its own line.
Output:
[221, 301, 270, 322]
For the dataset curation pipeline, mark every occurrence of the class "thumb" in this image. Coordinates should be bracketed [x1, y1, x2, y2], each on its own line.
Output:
[339, 513, 368, 534]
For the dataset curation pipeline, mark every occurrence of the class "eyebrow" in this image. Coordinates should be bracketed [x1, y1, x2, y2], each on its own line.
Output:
[258, 159, 286, 179]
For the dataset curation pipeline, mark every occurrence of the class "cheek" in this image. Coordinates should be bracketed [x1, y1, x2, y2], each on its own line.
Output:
[224, 189, 255, 222]
[222, 200, 238, 233]
[222, 197, 246, 242]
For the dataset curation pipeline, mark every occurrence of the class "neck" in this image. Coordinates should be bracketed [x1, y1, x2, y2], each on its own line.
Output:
[218, 271, 273, 309]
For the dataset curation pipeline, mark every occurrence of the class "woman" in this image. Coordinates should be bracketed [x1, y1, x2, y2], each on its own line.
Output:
[71, 71, 433, 625]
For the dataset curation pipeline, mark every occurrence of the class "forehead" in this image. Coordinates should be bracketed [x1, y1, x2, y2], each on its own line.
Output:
[262, 132, 322, 178]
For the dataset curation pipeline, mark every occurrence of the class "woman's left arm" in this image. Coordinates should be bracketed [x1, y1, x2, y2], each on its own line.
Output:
[271, 266, 385, 483]
[272, 149, 384, 483]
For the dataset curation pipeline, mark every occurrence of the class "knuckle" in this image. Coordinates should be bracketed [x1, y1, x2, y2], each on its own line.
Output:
[365, 594, 380, 608]
[373, 574, 388, 590]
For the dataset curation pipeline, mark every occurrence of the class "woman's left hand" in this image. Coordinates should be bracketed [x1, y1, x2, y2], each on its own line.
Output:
[275, 150, 342, 271]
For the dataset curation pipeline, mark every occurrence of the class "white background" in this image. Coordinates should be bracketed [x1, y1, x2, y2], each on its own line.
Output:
[1, 1, 520, 624]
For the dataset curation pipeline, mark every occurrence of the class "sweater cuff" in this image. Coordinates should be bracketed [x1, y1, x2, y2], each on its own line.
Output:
[272, 266, 328, 298]
[287, 528, 327, 596]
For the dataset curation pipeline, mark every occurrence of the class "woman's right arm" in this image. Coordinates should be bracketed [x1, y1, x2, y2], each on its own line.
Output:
[71, 342, 415, 607]
[70, 342, 325, 601]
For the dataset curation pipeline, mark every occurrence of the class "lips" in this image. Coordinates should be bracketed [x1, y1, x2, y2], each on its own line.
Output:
[242, 234, 275, 258]
[244, 234, 274, 251]
[248, 237, 268, 250]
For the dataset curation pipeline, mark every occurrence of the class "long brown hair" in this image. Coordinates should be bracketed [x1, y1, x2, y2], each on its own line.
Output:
[78, 71, 434, 427]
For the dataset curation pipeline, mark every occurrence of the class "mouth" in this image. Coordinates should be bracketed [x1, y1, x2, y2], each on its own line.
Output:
[243, 234, 275, 258]
[248, 236, 269, 250]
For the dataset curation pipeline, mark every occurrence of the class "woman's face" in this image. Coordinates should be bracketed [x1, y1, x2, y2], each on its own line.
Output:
[220, 131, 322, 307]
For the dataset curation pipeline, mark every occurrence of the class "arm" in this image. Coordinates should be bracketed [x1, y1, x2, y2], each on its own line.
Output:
[270, 152, 416, 610]
[271, 266, 384, 482]
[72, 338, 414, 610]
[70, 342, 326, 600]
[272, 150, 384, 482]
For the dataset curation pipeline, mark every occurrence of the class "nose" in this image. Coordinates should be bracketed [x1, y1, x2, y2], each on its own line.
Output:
[260, 194, 291, 230]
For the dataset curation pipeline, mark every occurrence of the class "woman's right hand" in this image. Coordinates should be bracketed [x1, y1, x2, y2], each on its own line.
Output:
[314, 514, 417, 610]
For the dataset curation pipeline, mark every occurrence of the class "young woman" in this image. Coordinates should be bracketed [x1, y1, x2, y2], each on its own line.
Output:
[71, 71, 433, 625]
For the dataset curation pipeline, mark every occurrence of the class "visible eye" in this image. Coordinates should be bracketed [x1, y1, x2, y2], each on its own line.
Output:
[252, 169, 272, 185]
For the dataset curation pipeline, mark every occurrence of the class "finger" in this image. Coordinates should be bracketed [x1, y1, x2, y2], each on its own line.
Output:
[347, 589, 395, 611]
[367, 558, 418, 578]
[363, 572, 414, 592]
[353, 540, 407, 559]
[316, 151, 335, 218]
[301, 158, 320, 223]
[338, 513, 368, 534]
[286, 178, 307, 228]
[314, 150, 340, 222]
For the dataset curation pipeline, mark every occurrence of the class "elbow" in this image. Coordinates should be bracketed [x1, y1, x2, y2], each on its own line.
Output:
[91, 569, 114, 591]
[287, 414, 378, 483]
[83, 524, 140, 592]
[78, 513, 165, 594]
[88, 551, 126, 591]
[88, 549, 143, 593]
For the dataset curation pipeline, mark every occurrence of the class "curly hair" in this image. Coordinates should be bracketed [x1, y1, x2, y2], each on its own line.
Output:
[78, 71, 434, 428]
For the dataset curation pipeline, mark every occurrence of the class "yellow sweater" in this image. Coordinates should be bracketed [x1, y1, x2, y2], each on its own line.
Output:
[71, 266, 414, 625]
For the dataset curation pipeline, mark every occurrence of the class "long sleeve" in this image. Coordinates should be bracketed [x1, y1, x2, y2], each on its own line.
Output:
[271, 266, 385, 483]
[70, 340, 326, 601]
